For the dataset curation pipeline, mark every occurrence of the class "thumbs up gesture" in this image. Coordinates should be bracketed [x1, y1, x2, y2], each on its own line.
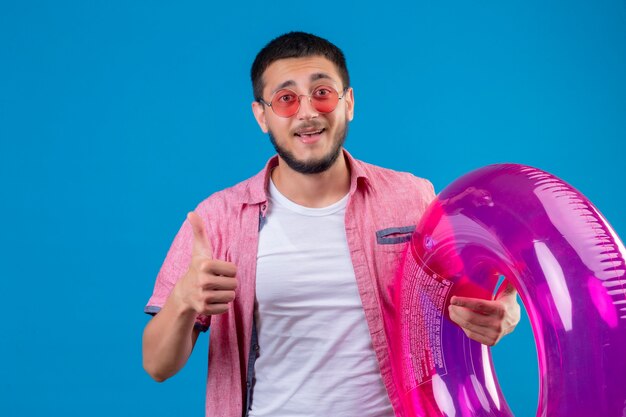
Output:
[173, 212, 238, 316]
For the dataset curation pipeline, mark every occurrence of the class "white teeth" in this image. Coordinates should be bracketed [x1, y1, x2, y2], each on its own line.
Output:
[297, 129, 323, 136]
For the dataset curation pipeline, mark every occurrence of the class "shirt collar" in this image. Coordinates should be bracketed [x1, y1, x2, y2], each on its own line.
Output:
[242, 148, 370, 205]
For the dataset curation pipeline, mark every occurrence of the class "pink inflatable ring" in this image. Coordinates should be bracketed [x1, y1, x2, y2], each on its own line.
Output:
[387, 164, 626, 417]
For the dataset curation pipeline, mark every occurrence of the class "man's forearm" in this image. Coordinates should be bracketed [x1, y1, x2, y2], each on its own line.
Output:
[142, 294, 200, 382]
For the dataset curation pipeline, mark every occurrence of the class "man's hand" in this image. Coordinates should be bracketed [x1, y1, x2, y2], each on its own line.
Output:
[448, 281, 521, 346]
[172, 212, 237, 316]
[142, 212, 237, 382]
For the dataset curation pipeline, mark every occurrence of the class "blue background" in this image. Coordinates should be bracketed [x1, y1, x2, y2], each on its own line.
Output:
[1, 1, 625, 416]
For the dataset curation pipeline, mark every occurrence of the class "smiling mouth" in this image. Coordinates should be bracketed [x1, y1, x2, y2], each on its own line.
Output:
[295, 128, 325, 137]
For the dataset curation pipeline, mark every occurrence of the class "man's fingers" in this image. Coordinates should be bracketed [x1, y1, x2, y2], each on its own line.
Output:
[203, 290, 236, 304]
[198, 259, 237, 278]
[182, 212, 240, 318]
[450, 296, 499, 315]
[448, 293, 518, 347]
[448, 304, 503, 346]
[187, 211, 214, 259]
[202, 303, 231, 316]
[448, 305, 495, 328]
[200, 274, 238, 291]
[199, 292, 237, 315]
[449, 307, 496, 339]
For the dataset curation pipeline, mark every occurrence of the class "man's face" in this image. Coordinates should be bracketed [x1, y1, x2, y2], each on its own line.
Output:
[252, 56, 354, 174]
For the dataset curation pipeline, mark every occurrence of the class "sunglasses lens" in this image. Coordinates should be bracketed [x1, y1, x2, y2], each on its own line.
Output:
[311, 87, 339, 113]
[268, 86, 341, 117]
[271, 90, 300, 117]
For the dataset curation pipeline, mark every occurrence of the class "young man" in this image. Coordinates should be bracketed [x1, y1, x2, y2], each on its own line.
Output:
[143, 32, 520, 417]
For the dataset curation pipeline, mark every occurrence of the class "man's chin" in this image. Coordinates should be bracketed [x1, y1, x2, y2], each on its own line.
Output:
[268, 126, 347, 175]
[279, 150, 342, 175]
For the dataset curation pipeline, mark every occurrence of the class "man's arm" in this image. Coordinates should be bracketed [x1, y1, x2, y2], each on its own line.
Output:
[448, 281, 521, 346]
[142, 212, 237, 382]
[142, 295, 201, 382]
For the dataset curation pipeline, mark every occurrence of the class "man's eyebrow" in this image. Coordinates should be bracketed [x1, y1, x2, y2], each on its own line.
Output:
[310, 73, 334, 83]
[274, 80, 296, 93]
[272, 73, 337, 94]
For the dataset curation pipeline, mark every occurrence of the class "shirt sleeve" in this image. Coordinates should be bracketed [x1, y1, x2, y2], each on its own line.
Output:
[409, 174, 437, 209]
[144, 214, 211, 332]
[424, 178, 437, 203]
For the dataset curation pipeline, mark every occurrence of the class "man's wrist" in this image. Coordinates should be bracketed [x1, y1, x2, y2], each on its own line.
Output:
[169, 281, 200, 320]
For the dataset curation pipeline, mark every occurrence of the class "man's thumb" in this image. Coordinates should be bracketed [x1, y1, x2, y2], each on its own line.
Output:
[187, 211, 213, 259]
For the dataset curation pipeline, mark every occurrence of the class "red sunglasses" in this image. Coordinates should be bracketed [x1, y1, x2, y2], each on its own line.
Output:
[259, 85, 348, 118]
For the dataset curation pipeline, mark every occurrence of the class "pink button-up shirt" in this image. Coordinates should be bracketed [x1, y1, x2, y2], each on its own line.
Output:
[146, 149, 435, 417]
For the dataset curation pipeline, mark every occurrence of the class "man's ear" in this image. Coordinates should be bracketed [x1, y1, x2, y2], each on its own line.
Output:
[252, 101, 269, 133]
[344, 87, 355, 122]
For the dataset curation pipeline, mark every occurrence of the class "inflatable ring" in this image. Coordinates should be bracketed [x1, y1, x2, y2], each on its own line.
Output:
[387, 164, 626, 416]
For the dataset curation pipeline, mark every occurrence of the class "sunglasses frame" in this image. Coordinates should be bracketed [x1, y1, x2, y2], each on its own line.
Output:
[258, 86, 349, 118]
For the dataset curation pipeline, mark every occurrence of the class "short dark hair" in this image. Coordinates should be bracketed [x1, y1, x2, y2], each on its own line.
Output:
[251, 32, 350, 102]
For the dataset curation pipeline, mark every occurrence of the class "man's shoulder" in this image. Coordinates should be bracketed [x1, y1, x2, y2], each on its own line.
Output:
[357, 158, 426, 180]
[350, 157, 437, 220]
[192, 166, 267, 220]
[200, 173, 263, 206]
[353, 157, 435, 198]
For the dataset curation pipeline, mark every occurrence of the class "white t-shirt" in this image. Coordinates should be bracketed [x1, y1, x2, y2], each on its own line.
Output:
[249, 179, 394, 417]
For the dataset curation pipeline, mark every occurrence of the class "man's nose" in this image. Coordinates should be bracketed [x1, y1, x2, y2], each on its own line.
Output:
[296, 95, 319, 120]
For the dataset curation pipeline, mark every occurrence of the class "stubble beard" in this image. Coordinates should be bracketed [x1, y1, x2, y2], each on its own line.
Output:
[268, 122, 348, 175]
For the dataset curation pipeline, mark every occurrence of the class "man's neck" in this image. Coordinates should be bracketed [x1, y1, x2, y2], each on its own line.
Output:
[271, 153, 350, 208]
